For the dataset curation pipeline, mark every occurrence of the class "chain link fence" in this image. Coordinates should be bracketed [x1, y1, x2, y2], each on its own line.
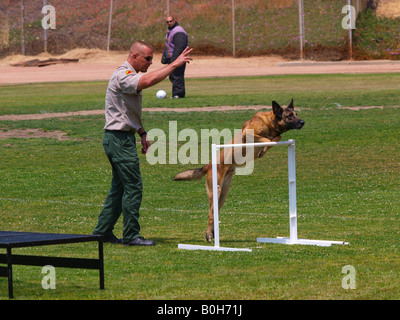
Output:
[1, 0, 399, 60]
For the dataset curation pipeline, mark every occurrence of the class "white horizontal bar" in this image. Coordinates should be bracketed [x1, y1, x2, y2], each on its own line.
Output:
[295, 239, 350, 246]
[178, 244, 252, 252]
[256, 237, 293, 244]
[215, 140, 294, 149]
[257, 237, 349, 247]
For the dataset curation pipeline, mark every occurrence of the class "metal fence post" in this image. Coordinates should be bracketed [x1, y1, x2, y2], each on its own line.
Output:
[20, 0, 25, 55]
[43, 0, 47, 52]
[348, 0, 353, 60]
[107, 0, 113, 52]
[232, 0, 236, 57]
[298, 0, 304, 60]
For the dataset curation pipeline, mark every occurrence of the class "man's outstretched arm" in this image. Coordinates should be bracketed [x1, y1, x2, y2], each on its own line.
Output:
[137, 47, 193, 91]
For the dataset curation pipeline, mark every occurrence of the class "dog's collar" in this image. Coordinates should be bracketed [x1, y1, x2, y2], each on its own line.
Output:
[269, 116, 283, 136]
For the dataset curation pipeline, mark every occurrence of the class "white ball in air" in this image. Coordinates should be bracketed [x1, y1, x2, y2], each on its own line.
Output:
[156, 90, 167, 99]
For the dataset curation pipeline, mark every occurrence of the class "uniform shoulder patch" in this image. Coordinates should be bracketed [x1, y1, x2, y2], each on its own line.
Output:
[126, 70, 133, 75]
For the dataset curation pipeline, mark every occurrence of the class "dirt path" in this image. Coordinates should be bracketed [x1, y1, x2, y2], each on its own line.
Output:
[1, 48, 400, 84]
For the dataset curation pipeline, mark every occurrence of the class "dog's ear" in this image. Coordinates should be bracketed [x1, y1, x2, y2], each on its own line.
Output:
[287, 98, 294, 110]
[272, 101, 283, 120]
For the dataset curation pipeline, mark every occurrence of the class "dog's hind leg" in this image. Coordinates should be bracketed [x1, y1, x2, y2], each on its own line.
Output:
[218, 167, 235, 209]
[205, 183, 215, 242]
[205, 165, 235, 242]
[205, 177, 215, 242]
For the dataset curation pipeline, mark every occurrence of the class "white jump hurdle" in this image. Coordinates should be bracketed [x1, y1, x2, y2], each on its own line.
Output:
[178, 139, 348, 252]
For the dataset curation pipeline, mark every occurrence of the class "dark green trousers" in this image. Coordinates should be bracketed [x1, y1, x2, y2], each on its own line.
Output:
[94, 130, 143, 243]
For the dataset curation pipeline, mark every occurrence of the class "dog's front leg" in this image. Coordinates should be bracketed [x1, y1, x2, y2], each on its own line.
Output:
[256, 135, 282, 158]
[258, 148, 267, 158]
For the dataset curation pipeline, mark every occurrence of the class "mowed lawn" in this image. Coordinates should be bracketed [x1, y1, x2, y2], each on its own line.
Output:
[0, 73, 399, 301]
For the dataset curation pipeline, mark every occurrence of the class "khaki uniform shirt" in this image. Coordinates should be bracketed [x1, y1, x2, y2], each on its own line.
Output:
[104, 61, 144, 132]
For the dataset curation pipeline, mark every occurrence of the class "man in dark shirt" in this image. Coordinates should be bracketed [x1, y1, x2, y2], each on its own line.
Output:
[162, 16, 189, 98]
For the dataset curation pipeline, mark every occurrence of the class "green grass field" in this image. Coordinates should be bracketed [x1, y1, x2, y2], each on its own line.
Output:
[0, 74, 400, 300]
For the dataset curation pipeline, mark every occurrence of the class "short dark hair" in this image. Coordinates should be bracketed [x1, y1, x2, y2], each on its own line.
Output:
[130, 41, 153, 53]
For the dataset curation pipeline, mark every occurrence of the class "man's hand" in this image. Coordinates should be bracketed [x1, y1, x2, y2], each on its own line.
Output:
[141, 134, 150, 154]
[137, 47, 193, 91]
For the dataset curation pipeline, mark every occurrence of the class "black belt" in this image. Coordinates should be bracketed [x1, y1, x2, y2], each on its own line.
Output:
[105, 129, 135, 134]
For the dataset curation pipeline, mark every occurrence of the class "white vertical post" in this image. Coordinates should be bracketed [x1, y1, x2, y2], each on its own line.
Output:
[288, 140, 298, 243]
[211, 144, 220, 247]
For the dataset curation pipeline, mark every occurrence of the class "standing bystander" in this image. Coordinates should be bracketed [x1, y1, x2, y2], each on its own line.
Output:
[162, 16, 189, 98]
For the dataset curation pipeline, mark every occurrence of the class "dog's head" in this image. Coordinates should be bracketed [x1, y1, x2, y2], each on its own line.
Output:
[272, 99, 305, 133]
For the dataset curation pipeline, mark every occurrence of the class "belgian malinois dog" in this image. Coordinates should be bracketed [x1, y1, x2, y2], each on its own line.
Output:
[174, 99, 305, 242]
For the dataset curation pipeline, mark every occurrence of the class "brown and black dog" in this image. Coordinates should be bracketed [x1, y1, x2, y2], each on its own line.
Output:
[174, 99, 305, 242]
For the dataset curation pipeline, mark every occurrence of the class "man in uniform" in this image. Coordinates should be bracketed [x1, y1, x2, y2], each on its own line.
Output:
[93, 41, 193, 246]
[162, 16, 189, 98]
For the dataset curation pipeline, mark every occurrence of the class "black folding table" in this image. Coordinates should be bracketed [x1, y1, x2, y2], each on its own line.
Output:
[0, 231, 104, 299]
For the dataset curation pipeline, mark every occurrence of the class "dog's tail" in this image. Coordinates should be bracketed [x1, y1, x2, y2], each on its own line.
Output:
[173, 165, 209, 181]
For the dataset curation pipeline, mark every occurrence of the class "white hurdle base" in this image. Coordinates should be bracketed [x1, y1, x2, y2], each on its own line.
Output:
[257, 237, 349, 247]
[178, 244, 252, 252]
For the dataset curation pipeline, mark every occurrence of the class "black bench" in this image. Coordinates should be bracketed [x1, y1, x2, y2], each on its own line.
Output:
[0, 231, 104, 299]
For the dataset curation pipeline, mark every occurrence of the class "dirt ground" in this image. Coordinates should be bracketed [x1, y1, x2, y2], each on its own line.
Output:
[1, 49, 400, 140]
[1, 48, 400, 84]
